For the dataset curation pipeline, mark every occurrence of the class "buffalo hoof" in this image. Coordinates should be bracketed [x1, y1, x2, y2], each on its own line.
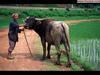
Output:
[41, 57, 46, 60]
[55, 61, 62, 66]
[46, 55, 51, 59]
[66, 63, 71, 68]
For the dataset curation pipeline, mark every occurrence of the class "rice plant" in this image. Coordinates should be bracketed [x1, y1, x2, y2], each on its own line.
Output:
[70, 39, 100, 70]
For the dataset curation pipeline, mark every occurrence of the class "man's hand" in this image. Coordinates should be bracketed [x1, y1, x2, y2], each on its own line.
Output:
[19, 24, 25, 27]
[19, 27, 24, 31]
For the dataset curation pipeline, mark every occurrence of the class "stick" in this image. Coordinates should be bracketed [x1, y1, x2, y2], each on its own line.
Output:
[23, 29, 33, 57]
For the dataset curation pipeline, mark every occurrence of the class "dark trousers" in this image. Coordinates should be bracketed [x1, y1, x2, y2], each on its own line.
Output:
[8, 40, 16, 53]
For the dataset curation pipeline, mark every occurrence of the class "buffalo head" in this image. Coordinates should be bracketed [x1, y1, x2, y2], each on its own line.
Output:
[24, 16, 36, 29]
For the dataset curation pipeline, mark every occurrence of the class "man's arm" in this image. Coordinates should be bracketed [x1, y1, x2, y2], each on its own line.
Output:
[10, 22, 24, 33]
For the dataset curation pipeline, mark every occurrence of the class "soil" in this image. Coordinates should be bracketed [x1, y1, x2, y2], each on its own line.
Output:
[0, 29, 70, 71]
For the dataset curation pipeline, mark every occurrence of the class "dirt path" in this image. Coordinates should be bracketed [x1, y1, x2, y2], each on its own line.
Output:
[64, 19, 100, 25]
[0, 29, 46, 71]
[0, 28, 71, 71]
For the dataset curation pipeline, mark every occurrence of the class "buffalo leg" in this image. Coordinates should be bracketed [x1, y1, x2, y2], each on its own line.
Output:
[41, 38, 46, 60]
[55, 44, 61, 65]
[63, 43, 71, 67]
[47, 43, 51, 59]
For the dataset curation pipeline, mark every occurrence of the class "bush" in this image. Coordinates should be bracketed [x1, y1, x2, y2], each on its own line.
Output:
[0, 8, 100, 18]
[49, 8, 53, 11]
[65, 7, 70, 11]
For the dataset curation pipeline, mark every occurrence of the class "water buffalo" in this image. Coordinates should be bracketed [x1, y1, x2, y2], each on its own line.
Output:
[24, 16, 71, 67]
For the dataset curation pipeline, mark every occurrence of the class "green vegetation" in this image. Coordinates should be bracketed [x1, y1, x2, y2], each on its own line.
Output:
[0, 8, 100, 18]
[48, 16, 100, 20]
[71, 63, 82, 71]
[71, 52, 96, 71]
[0, 16, 10, 29]
[69, 21, 100, 41]
[0, 16, 24, 29]
[69, 21, 100, 70]
[0, 4, 100, 8]
[0, 8, 100, 29]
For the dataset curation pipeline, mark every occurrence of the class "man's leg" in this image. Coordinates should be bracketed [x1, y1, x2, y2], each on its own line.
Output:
[8, 40, 16, 59]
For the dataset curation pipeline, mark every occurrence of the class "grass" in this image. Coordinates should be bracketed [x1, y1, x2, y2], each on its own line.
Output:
[70, 51, 96, 71]
[0, 15, 10, 29]
[0, 15, 100, 30]
[43, 59, 61, 71]
[69, 21, 100, 70]
[69, 21, 100, 41]
[31, 37, 64, 71]
[47, 16, 100, 21]
[71, 63, 82, 71]
[59, 44, 96, 71]
[32, 36, 80, 71]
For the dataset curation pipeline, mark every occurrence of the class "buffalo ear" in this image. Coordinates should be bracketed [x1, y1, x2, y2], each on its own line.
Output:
[36, 20, 41, 25]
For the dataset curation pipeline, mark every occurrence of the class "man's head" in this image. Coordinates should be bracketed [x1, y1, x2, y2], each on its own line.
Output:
[12, 13, 19, 20]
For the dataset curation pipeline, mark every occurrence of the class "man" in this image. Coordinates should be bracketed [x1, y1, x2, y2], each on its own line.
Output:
[8, 13, 24, 59]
